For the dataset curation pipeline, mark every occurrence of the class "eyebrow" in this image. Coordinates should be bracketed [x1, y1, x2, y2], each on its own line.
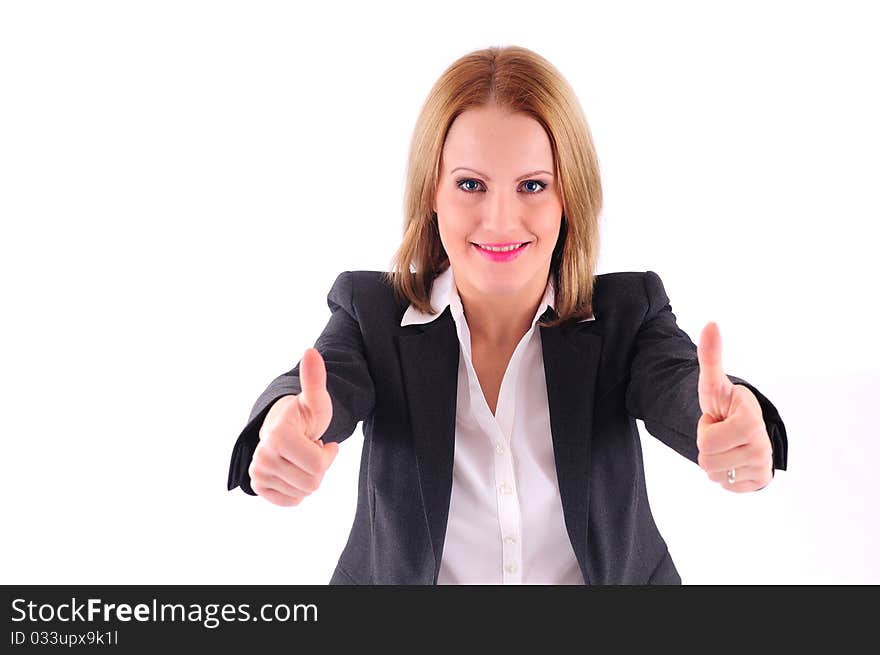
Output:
[450, 166, 554, 182]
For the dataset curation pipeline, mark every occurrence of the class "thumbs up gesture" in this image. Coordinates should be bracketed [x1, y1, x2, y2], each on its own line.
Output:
[696, 322, 774, 492]
[249, 348, 339, 506]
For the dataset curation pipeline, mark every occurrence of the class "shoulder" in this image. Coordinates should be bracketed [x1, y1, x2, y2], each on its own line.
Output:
[334, 270, 400, 303]
[329, 269, 672, 321]
[326, 270, 407, 322]
[593, 270, 672, 319]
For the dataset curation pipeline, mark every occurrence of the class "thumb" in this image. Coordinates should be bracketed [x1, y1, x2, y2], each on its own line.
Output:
[298, 347, 331, 436]
[300, 349, 337, 465]
[697, 321, 734, 421]
[299, 347, 327, 406]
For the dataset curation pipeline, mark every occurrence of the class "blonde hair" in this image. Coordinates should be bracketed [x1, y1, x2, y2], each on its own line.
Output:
[383, 45, 603, 328]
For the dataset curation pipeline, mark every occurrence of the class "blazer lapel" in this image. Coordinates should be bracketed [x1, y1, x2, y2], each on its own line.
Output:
[396, 307, 460, 579]
[539, 316, 603, 584]
[396, 306, 602, 584]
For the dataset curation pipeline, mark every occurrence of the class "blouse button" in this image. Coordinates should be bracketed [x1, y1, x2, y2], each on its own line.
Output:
[499, 483, 512, 495]
[505, 563, 518, 574]
[495, 443, 505, 454]
[504, 536, 517, 545]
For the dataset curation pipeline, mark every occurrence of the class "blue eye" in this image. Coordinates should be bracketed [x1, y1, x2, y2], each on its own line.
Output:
[455, 178, 547, 194]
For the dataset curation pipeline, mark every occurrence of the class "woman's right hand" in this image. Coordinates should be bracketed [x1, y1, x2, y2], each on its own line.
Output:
[249, 348, 339, 506]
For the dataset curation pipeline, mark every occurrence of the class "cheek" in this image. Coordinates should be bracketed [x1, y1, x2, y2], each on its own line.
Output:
[437, 192, 474, 217]
[537, 212, 563, 241]
[436, 183, 458, 206]
[437, 221, 468, 250]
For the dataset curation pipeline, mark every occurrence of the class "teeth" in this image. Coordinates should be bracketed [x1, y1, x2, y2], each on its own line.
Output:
[477, 243, 524, 252]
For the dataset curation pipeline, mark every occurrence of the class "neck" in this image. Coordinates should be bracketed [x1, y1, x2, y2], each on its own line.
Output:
[456, 272, 550, 347]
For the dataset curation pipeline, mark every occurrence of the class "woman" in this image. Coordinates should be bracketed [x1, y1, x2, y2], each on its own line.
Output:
[227, 45, 788, 585]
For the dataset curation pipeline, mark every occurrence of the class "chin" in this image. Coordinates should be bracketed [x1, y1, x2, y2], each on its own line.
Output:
[474, 272, 532, 295]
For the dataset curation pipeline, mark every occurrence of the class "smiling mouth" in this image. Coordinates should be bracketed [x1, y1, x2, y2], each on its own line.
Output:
[471, 241, 532, 249]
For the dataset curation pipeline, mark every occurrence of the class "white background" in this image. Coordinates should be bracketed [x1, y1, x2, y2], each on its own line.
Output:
[1, 0, 877, 584]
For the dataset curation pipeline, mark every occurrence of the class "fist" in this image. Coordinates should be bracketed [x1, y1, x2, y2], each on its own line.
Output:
[249, 347, 339, 506]
[696, 322, 774, 493]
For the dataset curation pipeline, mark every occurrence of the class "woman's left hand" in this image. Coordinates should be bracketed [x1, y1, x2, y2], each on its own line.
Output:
[695, 322, 774, 493]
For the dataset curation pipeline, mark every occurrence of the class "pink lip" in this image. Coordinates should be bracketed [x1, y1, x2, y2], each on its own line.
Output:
[472, 241, 530, 262]
[476, 242, 524, 248]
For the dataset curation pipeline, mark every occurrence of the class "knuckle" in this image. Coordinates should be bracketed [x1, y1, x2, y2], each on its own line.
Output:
[260, 416, 281, 440]
[260, 425, 276, 445]
[248, 453, 267, 480]
[748, 440, 766, 459]
[266, 425, 286, 445]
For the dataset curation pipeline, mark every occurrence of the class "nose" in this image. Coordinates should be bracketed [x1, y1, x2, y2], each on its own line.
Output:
[481, 188, 520, 234]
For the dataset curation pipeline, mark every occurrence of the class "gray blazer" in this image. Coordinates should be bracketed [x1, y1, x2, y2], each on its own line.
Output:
[227, 269, 788, 585]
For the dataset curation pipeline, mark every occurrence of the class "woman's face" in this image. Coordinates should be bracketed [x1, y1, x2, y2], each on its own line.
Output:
[434, 105, 563, 302]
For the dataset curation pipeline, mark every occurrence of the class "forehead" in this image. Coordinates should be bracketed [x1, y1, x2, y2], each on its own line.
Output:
[441, 107, 553, 168]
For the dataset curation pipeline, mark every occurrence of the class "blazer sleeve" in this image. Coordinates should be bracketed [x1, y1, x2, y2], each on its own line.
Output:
[227, 270, 377, 496]
[624, 270, 788, 476]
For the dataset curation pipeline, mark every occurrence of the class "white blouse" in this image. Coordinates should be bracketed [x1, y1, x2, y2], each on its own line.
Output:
[401, 266, 592, 584]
